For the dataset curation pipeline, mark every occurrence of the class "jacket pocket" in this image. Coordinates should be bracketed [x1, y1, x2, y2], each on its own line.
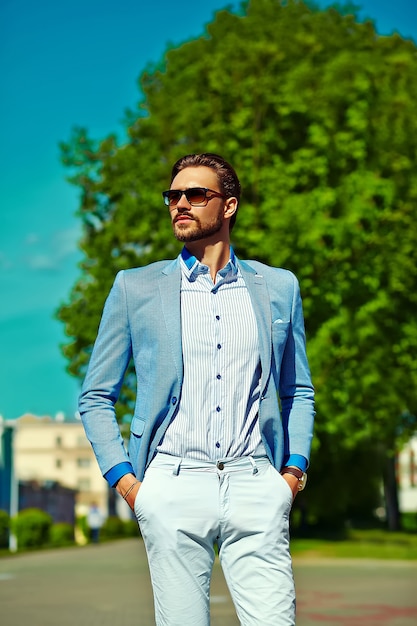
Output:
[272, 320, 290, 351]
[131, 416, 146, 437]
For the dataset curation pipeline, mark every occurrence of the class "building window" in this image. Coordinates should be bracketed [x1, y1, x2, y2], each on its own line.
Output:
[56, 459, 62, 468]
[78, 478, 91, 491]
[56, 436, 62, 447]
[77, 458, 91, 468]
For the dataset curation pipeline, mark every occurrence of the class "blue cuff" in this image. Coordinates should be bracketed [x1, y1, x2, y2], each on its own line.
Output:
[104, 462, 135, 487]
[282, 454, 308, 472]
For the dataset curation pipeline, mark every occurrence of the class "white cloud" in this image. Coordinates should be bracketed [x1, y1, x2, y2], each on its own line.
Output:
[27, 253, 57, 270]
[25, 233, 40, 245]
[22, 226, 81, 272]
[53, 226, 81, 259]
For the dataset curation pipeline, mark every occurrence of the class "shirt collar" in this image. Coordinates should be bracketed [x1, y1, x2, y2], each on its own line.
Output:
[180, 246, 239, 282]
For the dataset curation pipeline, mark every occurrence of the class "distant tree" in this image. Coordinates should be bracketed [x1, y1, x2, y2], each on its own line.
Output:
[59, 0, 417, 528]
[0, 509, 9, 548]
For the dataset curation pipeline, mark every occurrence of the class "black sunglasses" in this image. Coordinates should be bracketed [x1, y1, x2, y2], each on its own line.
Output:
[162, 187, 226, 207]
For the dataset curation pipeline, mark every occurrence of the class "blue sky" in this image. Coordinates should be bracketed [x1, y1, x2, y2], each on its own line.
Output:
[1, 0, 416, 420]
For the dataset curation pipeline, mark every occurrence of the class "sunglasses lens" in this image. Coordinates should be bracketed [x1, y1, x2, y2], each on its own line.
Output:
[164, 191, 181, 206]
[163, 187, 211, 206]
[186, 188, 206, 205]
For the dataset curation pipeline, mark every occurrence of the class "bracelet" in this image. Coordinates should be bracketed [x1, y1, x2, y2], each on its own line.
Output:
[281, 466, 304, 480]
[122, 480, 140, 500]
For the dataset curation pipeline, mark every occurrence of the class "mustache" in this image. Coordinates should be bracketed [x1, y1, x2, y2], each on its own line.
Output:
[174, 213, 195, 222]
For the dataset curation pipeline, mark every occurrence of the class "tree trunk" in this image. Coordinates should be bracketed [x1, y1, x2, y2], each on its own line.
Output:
[383, 454, 401, 531]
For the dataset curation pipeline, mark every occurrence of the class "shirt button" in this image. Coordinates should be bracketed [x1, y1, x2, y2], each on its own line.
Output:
[216, 442, 220, 448]
[216, 374, 221, 380]
[171, 397, 177, 405]
[217, 461, 224, 470]
[217, 344, 221, 349]
[216, 315, 220, 320]
[216, 406, 221, 412]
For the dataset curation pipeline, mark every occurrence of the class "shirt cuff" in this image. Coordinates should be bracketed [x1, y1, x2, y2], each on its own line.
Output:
[282, 454, 308, 472]
[104, 462, 135, 487]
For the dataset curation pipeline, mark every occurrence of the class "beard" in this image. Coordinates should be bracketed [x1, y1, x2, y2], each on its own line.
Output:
[173, 211, 224, 242]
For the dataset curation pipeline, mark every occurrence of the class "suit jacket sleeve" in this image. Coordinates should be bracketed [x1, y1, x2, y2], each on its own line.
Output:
[279, 272, 315, 466]
[79, 271, 132, 476]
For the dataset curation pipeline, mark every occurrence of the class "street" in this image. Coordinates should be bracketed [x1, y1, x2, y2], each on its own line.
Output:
[0, 539, 416, 625]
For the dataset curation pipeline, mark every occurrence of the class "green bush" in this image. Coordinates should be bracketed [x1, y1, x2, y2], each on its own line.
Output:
[49, 523, 75, 547]
[101, 515, 125, 539]
[401, 512, 417, 532]
[11, 508, 53, 549]
[124, 519, 140, 537]
[101, 516, 139, 540]
[77, 514, 139, 542]
[0, 509, 9, 548]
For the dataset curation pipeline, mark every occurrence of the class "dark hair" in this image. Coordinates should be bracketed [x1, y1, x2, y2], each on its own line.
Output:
[170, 153, 241, 229]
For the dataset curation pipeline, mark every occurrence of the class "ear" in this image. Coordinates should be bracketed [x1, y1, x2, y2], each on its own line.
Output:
[224, 197, 238, 220]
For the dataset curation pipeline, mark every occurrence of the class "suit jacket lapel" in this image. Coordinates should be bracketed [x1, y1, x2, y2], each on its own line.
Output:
[238, 260, 272, 394]
[159, 259, 183, 381]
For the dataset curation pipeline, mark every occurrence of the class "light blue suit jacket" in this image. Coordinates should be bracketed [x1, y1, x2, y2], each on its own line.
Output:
[79, 257, 315, 482]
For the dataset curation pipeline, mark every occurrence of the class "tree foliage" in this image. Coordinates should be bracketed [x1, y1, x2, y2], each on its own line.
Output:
[59, 0, 417, 523]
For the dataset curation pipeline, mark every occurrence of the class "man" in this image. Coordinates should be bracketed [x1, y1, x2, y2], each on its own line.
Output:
[79, 153, 315, 625]
[86, 502, 104, 543]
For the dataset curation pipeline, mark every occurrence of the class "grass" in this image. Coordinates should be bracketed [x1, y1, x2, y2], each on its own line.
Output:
[291, 529, 417, 560]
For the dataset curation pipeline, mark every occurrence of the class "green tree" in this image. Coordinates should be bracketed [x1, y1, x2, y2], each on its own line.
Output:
[0, 509, 9, 548]
[59, 0, 417, 528]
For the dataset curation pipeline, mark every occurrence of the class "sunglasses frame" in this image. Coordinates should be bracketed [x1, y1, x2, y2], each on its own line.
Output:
[162, 187, 226, 207]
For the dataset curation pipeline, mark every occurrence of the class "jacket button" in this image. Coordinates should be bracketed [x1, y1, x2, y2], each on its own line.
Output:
[171, 397, 177, 405]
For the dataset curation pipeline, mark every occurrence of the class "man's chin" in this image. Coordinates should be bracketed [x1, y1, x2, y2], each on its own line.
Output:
[173, 224, 200, 242]
[174, 231, 202, 243]
[173, 222, 223, 243]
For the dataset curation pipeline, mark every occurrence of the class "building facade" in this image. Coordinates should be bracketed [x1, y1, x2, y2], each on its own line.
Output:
[398, 434, 417, 513]
[12, 413, 109, 517]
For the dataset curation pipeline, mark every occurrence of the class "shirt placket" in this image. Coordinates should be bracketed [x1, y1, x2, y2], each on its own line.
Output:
[210, 281, 226, 458]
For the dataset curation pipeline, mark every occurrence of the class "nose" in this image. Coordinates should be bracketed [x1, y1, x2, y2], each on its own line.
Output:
[175, 191, 191, 211]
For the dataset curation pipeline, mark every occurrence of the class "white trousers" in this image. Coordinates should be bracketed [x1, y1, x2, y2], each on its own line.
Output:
[134, 454, 295, 626]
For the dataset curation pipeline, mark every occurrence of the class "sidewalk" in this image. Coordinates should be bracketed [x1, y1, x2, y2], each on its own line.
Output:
[0, 538, 416, 625]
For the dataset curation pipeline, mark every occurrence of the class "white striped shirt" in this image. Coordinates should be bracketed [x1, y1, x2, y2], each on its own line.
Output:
[157, 247, 267, 461]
